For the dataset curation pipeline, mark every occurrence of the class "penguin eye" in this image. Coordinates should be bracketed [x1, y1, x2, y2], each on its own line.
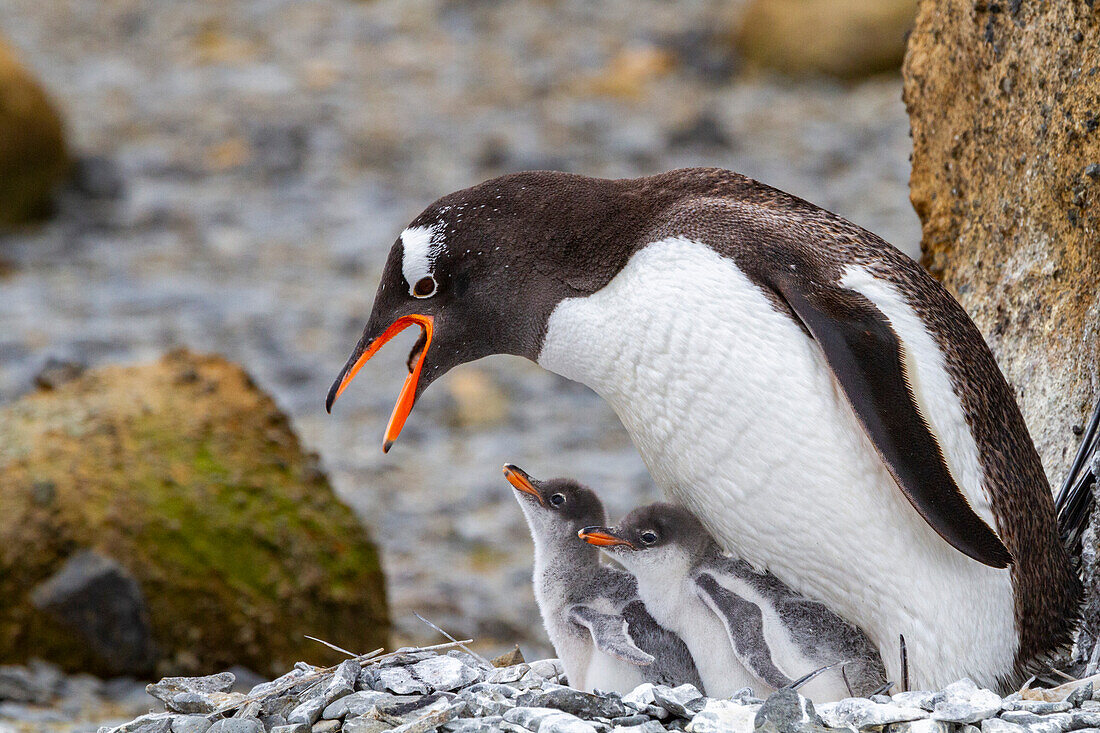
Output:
[412, 276, 437, 298]
[549, 493, 566, 507]
[640, 530, 658, 546]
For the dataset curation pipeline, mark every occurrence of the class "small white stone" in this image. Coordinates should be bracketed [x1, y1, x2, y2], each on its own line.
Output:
[686, 699, 760, 733]
[817, 698, 926, 728]
[503, 706, 596, 733]
[931, 682, 1002, 724]
[412, 656, 480, 691]
[376, 666, 429, 695]
[622, 684, 658, 710]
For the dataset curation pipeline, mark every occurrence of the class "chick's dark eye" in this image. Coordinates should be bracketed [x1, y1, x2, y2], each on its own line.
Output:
[413, 276, 437, 298]
[640, 530, 658, 545]
[549, 493, 565, 507]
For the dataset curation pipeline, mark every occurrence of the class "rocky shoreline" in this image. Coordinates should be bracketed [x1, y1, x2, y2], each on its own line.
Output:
[75, 646, 1097, 733]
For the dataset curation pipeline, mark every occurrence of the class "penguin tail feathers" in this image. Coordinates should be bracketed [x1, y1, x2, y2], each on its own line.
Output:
[1055, 397, 1100, 560]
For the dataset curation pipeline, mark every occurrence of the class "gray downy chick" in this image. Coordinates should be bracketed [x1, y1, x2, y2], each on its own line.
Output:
[581, 502, 887, 701]
[505, 465, 701, 693]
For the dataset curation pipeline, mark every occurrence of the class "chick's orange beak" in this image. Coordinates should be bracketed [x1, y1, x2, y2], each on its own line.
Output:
[326, 313, 434, 453]
[503, 464, 543, 505]
[578, 527, 635, 549]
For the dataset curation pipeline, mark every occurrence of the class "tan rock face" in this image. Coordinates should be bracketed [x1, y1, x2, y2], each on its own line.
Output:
[0, 350, 389, 677]
[734, 0, 919, 79]
[0, 37, 69, 226]
[904, 0, 1100, 487]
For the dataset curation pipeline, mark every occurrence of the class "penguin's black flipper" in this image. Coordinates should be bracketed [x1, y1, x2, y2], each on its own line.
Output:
[1056, 399, 1100, 559]
[568, 605, 655, 667]
[763, 268, 1013, 569]
[692, 571, 794, 690]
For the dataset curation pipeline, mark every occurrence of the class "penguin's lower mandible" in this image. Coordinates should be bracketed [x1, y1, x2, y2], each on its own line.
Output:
[326, 167, 1080, 692]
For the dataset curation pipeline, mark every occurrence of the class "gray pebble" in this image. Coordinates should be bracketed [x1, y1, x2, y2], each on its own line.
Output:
[148, 674, 236, 701]
[650, 685, 703, 718]
[486, 665, 530, 686]
[442, 717, 508, 733]
[1001, 701, 1071, 715]
[324, 691, 396, 719]
[981, 719, 1026, 733]
[325, 660, 360, 703]
[207, 721, 264, 733]
[171, 715, 213, 733]
[817, 697, 926, 728]
[609, 714, 652, 727]
[515, 684, 627, 719]
[1020, 713, 1072, 733]
[376, 667, 429, 695]
[389, 702, 465, 733]
[524, 660, 566, 683]
[893, 692, 938, 712]
[269, 725, 310, 733]
[110, 714, 176, 733]
[458, 687, 515, 717]
[411, 657, 480, 692]
[1068, 683, 1094, 707]
[342, 719, 394, 733]
[262, 715, 288, 730]
[287, 697, 327, 726]
[755, 689, 826, 733]
[930, 680, 1002, 724]
[503, 706, 597, 732]
[886, 721, 953, 733]
[611, 722, 665, 733]
[1069, 711, 1100, 728]
[1000, 711, 1045, 725]
[312, 721, 341, 733]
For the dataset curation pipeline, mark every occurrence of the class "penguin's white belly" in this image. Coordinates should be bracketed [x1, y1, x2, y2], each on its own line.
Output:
[538, 238, 1017, 690]
[638, 576, 762, 698]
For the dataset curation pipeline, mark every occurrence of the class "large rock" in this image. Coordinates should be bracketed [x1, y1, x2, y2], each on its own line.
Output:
[0, 350, 389, 677]
[734, 0, 919, 79]
[0, 37, 69, 226]
[903, 0, 1100, 488]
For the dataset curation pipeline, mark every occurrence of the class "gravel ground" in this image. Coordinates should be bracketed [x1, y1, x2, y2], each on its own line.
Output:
[0, 0, 920, 665]
[91, 648, 1100, 733]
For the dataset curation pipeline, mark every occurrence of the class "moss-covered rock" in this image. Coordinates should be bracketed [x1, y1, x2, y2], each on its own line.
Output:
[0, 350, 388, 677]
[734, 0, 918, 79]
[0, 37, 69, 226]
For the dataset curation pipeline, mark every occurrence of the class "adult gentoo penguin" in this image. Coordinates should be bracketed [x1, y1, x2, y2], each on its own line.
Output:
[326, 168, 1079, 690]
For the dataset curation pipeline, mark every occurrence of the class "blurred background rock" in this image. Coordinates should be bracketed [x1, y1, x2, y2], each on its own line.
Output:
[0, 0, 925, 728]
[0, 350, 387, 679]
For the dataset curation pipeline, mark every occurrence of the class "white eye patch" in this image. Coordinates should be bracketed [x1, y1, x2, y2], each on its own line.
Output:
[399, 224, 443, 297]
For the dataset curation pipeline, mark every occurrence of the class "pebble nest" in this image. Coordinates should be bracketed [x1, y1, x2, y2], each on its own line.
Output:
[94, 647, 1098, 733]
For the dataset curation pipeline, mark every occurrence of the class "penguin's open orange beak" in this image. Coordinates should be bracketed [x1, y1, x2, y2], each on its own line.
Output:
[325, 314, 434, 453]
[578, 527, 636, 549]
[503, 464, 544, 505]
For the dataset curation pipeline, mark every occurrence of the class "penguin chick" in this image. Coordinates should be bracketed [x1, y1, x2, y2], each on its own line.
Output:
[581, 502, 887, 701]
[504, 465, 701, 693]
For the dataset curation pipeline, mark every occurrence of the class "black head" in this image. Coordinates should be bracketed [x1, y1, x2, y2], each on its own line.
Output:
[324, 170, 682, 451]
[503, 464, 607, 531]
